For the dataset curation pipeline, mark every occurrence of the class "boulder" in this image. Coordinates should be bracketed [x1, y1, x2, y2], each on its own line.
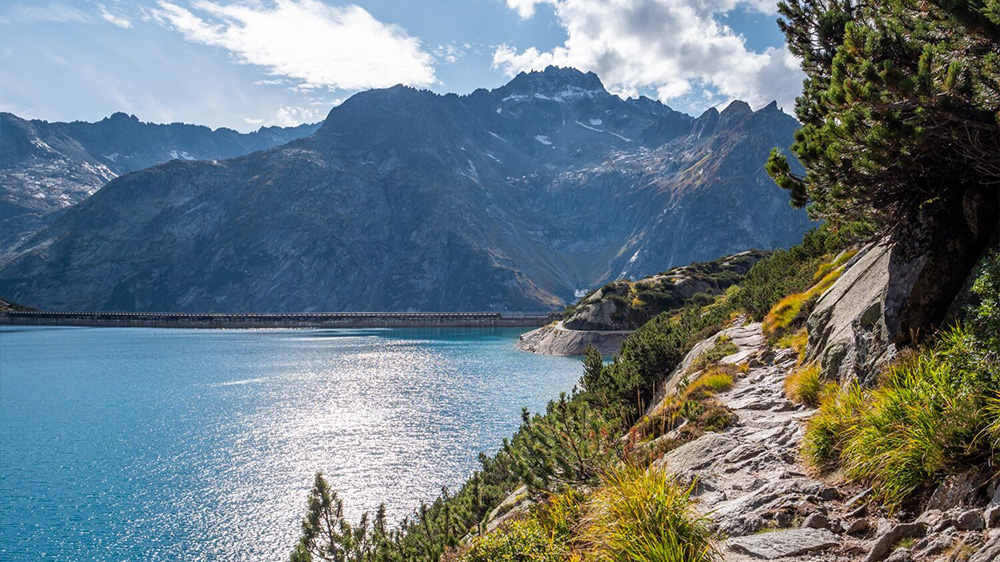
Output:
[803, 512, 830, 529]
[653, 433, 739, 476]
[727, 527, 839, 559]
[925, 472, 986, 511]
[806, 200, 998, 385]
[862, 522, 926, 562]
[957, 509, 985, 531]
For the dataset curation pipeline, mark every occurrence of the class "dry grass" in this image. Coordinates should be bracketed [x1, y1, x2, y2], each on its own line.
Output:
[784, 363, 824, 406]
[578, 466, 717, 562]
[774, 327, 809, 364]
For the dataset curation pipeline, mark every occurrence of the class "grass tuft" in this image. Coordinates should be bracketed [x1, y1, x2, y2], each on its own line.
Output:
[685, 365, 735, 396]
[774, 327, 809, 364]
[803, 326, 998, 510]
[689, 336, 739, 372]
[784, 363, 823, 406]
[579, 466, 717, 562]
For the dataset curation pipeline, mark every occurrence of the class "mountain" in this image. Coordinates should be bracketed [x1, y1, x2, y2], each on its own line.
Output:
[0, 66, 814, 312]
[0, 112, 320, 251]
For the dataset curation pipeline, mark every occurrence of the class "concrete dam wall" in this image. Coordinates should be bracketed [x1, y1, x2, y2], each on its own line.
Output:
[0, 311, 560, 329]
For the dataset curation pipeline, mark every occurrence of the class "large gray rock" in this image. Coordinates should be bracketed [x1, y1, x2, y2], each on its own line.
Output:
[516, 321, 629, 356]
[806, 196, 999, 385]
[654, 432, 739, 475]
[805, 241, 916, 384]
[727, 527, 840, 559]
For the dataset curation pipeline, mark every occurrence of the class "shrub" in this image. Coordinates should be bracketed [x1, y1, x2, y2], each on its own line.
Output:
[512, 395, 618, 494]
[784, 363, 823, 406]
[579, 466, 717, 562]
[804, 326, 997, 509]
[459, 519, 560, 562]
[689, 336, 739, 373]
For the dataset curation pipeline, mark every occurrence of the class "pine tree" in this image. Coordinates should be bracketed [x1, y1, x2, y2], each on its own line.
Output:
[512, 394, 617, 493]
[767, 0, 1000, 231]
[290, 473, 374, 562]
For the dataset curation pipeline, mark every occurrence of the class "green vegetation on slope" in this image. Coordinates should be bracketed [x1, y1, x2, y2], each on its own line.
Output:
[803, 252, 1000, 511]
[562, 250, 766, 330]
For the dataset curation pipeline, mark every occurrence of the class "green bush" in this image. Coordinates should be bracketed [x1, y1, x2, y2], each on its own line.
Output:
[511, 394, 618, 494]
[459, 519, 560, 562]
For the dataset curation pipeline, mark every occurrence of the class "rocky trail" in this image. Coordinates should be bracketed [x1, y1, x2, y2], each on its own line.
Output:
[651, 323, 1000, 562]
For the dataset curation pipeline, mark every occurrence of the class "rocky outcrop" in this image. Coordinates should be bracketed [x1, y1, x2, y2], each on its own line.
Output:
[565, 251, 766, 331]
[805, 242, 907, 384]
[520, 251, 766, 356]
[515, 321, 629, 356]
[806, 194, 998, 385]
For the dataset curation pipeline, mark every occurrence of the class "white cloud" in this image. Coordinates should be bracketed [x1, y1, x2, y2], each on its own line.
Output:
[97, 4, 133, 28]
[151, 0, 437, 91]
[275, 105, 321, 127]
[494, 0, 803, 112]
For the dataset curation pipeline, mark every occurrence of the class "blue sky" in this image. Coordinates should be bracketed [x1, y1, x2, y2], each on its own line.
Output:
[0, 0, 803, 132]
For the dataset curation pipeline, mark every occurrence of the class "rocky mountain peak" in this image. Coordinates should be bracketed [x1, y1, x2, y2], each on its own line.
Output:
[104, 112, 141, 124]
[503, 65, 608, 99]
[720, 100, 752, 117]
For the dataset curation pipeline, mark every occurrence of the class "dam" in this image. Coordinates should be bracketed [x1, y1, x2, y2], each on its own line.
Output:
[0, 310, 560, 329]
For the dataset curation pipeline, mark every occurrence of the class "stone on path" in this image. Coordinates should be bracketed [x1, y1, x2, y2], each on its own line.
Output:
[727, 528, 840, 559]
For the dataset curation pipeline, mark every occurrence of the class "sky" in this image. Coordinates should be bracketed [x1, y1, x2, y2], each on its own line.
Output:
[0, 0, 804, 132]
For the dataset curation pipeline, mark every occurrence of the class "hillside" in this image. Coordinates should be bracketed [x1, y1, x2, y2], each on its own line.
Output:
[518, 250, 766, 355]
[0, 112, 319, 253]
[0, 67, 813, 312]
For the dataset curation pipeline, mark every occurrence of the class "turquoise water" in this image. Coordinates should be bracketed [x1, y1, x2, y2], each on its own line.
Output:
[0, 326, 582, 562]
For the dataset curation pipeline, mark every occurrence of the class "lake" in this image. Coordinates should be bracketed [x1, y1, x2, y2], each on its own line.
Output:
[0, 326, 582, 562]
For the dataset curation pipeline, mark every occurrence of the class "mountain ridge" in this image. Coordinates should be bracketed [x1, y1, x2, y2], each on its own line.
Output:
[0, 111, 321, 253]
[0, 66, 814, 312]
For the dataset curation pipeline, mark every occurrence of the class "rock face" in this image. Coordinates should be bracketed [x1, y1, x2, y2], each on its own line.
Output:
[805, 242, 907, 384]
[807, 202, 998, 384]
[0, 111, 320, 254]
[519, 251, 766, 355]
[0, 67, 813, 312]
